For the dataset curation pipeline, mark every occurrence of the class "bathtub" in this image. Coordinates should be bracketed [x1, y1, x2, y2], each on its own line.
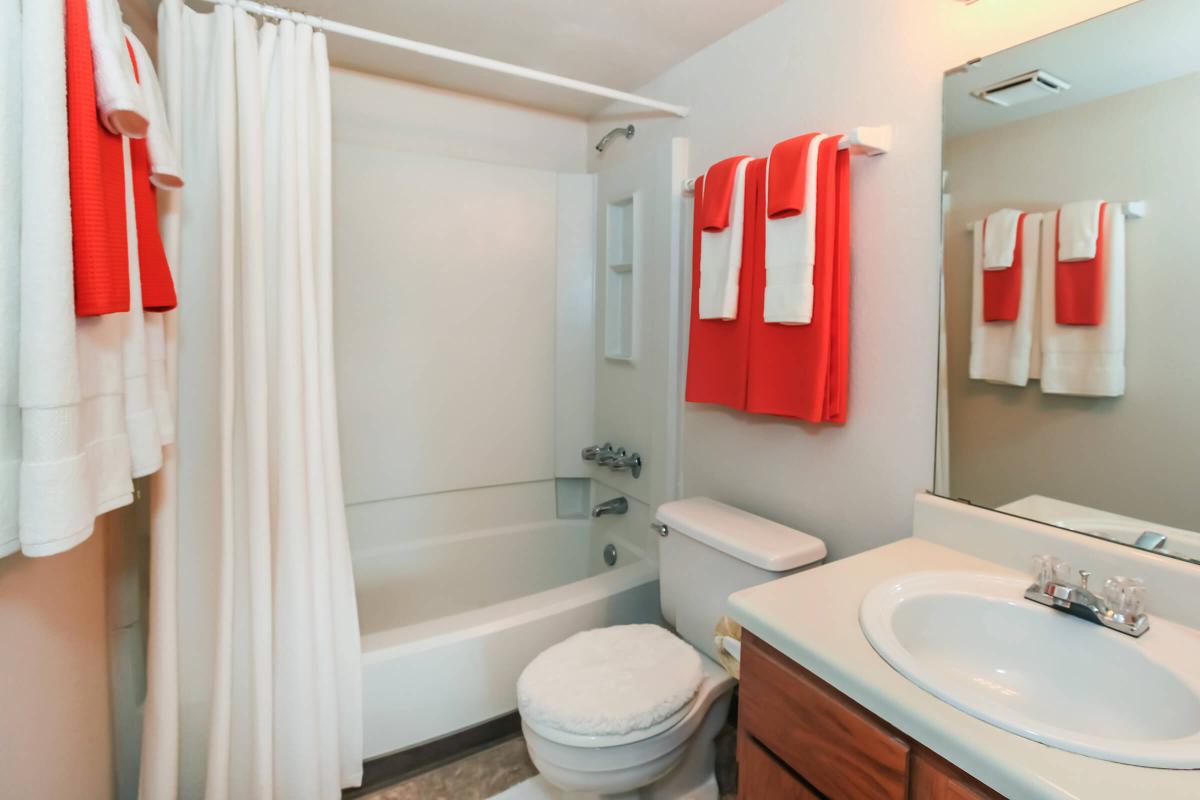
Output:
[355, 519, 660, 758]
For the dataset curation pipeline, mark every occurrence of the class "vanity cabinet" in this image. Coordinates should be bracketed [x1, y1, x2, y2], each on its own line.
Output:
[738, 631, 1004, 800]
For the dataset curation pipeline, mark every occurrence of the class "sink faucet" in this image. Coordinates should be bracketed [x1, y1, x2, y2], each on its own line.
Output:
[591, 497, 628, 518]
[1025, 555, 1149, 637]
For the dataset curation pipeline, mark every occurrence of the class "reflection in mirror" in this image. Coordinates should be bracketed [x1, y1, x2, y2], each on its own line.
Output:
[937, 0, 1200, 565]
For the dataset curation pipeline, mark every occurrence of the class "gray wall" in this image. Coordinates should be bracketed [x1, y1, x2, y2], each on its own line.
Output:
[943, 73, 1200, 530]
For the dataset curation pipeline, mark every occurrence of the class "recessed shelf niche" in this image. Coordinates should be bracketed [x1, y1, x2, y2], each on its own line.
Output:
[604, 195, 637, 360]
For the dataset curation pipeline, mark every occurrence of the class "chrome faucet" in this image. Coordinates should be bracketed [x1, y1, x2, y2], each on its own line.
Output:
[1135, 530, 1168, 552]
[591, 497, 628, 518]
[1024, 555, 1149, 637]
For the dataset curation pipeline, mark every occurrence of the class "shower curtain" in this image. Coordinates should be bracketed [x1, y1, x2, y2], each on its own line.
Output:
[141, 2, 362, 798]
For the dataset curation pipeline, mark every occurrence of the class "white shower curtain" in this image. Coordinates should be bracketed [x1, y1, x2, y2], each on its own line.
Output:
[141, 2, 362, 798]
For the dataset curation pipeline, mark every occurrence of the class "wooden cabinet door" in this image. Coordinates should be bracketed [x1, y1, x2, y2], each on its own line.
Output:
[739, 734, 821, 800]
[911, 750, 1004, 800]
[740, 632, 909, 800]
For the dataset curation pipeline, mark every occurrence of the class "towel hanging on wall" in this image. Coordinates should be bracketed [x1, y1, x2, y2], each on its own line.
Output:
[697, 156, 752, 320]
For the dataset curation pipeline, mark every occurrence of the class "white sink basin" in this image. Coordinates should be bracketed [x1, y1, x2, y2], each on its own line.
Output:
[860, 571, 1200, 768]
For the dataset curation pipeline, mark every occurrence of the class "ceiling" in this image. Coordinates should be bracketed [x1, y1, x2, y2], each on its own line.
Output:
[944, 0, 1200, 139]
[153, 0, 785, 118]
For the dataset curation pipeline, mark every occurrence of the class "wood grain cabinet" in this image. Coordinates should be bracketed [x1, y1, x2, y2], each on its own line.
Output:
[738, 631, 1005, 800]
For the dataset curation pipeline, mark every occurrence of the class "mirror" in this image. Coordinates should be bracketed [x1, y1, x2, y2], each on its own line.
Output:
[937, 0, 1200, 566]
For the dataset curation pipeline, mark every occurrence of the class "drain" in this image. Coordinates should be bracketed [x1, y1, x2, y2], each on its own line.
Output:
[603, 543, 618, 567]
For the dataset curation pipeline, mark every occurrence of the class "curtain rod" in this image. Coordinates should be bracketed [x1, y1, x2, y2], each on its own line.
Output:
[192, 0, 691, 118]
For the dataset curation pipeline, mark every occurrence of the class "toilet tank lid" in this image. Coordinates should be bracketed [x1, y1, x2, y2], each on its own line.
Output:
[656, 497, 827, 571]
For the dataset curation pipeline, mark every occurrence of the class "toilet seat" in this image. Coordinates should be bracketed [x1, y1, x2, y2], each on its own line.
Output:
[523, 695, 695, 748]
[517, 624, 704, 741]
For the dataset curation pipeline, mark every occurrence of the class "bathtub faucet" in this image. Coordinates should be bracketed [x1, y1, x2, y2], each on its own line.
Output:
[591, 497, 628, 518]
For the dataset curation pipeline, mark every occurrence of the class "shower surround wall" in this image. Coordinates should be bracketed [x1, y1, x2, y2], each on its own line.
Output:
[332, 68, 590, 549]
[330, 69, 666, 757]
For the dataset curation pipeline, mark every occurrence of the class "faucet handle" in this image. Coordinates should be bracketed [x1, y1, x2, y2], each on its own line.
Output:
[1104, 576, 1146, 618]
[1031, 555, 1069, 587]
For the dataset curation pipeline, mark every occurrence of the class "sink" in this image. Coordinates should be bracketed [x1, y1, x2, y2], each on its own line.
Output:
[859, 571, 1200, 768]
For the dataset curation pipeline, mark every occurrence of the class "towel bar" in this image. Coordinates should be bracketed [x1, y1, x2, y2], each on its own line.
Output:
[681, 125, 891, 194]
[964, 201, 1146, 232]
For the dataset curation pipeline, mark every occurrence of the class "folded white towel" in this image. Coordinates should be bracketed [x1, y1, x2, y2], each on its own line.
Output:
[968, 216, 1042, 386]
[1039, 208, 1126, 396]
[1057, 200, 1103, 262]
[764, 134, 829, 324]
[87, 0, 148, 137]
[126, 30, 183, 189]
[982, 208, 1022, 270]
[698, 157, 752, 320]
[0, 0, 21, 557]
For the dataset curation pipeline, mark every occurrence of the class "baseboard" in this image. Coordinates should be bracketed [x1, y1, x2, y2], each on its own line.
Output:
[343, 712, 523, 798]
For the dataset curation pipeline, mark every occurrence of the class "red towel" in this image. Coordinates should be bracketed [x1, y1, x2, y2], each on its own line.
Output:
[982, 213, 1027, 322]
[67, 0, 130, 316]
[125, 38, 177, 312]
[683, 163, 761, 411]
[746, 136, 850, 423]
[699, 155, 750, 232]
[766, 133, 820, 219]
[1055, 204, 1106, 326]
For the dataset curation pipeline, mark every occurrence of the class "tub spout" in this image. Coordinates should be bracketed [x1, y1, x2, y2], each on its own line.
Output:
[591, 497, 628, 518]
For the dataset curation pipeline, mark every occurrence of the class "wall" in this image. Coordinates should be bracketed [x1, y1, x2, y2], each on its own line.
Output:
[0, 525, 114, 800]
[584, 0, 1138, 561]
[943, 72, 1200, 530]
[329, 69, 592, 554]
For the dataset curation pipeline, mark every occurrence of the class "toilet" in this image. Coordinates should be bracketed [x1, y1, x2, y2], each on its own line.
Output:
[517, 497, 826, 799]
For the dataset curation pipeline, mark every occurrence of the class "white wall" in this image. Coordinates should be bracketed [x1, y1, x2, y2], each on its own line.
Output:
[943, 73, 1200, 530]
[330, 68, 592, 550]
[584, 0, 1139, 561]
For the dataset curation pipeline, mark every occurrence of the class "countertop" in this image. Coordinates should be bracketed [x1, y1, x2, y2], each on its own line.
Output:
[727, 537, 1200, 800]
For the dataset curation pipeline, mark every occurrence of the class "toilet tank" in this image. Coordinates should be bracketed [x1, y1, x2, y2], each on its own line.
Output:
[655, 497, 826, 661]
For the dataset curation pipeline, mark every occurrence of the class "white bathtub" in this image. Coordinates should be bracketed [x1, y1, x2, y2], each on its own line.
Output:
[355, 519, 660, 758]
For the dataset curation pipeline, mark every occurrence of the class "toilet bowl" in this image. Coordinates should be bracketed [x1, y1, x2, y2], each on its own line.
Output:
[516, 497, 826, 799]
[523, 654, 734, 799]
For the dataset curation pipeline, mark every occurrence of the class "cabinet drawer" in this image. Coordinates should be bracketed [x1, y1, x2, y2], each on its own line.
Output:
[739, 734, 822, 800]
[740, 632, 910, 800]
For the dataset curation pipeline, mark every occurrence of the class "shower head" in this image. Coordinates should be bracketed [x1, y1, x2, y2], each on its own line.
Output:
[595, 124, 635, 152]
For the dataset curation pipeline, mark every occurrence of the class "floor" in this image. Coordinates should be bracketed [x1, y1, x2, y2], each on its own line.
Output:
[359, 736, 536, 800]
[359, 726, 739, 800]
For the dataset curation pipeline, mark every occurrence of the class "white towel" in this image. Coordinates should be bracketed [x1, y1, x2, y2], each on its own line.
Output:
[18, 0, 95, 556]
[126, 30, 179, 445]
[698, 157, 752, 320]
[764, 134, 829, 324]
[126, 29, 183, 189]
[1039, 208, 1126, 396]
[968, 216, 1042, 386]
[0, 0, 21, 558]
[87, 0, 148, 137]
[982, 208, 1022, 270]
[121, 136, 164, 477]
[1057, 200, 1103, 262]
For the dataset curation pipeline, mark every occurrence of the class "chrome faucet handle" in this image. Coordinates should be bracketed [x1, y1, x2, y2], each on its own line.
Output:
[608, 451, 643, 479]
[597, 447, 625, 466]
[581, 442, 612, 461]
